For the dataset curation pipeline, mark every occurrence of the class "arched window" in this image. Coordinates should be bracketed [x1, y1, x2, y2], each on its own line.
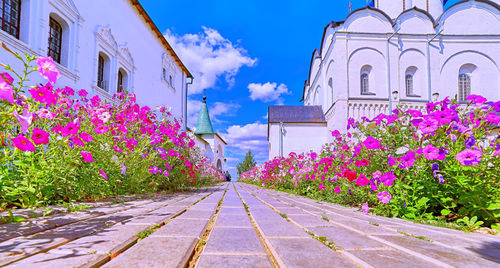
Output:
[117, 68, 127, 92]
[458, 73, 471, 102]
[97, 53, 110, 91]
[48, 18, 62, 63]
[1, 0, 21, 39]
[328, 77, 333, 102]
[405, 74, 413, 95]
[169, 75, 173, 85]
[360, 73, 369, 94]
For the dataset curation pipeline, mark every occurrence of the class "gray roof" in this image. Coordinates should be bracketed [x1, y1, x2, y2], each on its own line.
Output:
[268, 105, 326, 123]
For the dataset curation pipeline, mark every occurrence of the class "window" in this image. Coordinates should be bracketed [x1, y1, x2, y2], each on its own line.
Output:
[97, 55, 107, 90]
[405, 74, 413, 96]
[117, 71, 123, 92]
[169, 75, 173, 85]
[162, 68, 167, 81]
[360, 73, 369, 94]
[1, 0, 21, 39]
[48, 18, 62, 63]
[458, 73, 471, 102]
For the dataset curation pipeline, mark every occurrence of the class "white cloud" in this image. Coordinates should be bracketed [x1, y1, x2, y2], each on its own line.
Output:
[165, 27, 257, 94]
[221, 122, 269, 162]
[187, 99, 241, 128]
[248, 82, 290, 104]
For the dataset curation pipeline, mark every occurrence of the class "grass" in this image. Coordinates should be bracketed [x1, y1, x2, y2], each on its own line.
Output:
[398, 230, 433, 242]
[307, 231, 343, 251]
[137, 224, 160, 242]
[369, 221, 379, 226]
[321, 215, 329, 222]
[279, 212, 288, 219]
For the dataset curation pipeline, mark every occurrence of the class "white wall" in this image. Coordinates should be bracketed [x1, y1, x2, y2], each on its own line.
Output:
[269, 123, 328, 160]
[0, 0, 189, 128]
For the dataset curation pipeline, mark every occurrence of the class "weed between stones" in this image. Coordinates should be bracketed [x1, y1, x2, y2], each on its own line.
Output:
[397, 230, 433, 242]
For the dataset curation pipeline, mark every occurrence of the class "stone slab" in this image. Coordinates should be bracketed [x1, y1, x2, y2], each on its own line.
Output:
[308, 226, 385, 250]
[250, 209, 286, 221]
[102, 237, 198, 268]
[215, 214, 252, 227]
[203, 227, 265, 254]
[177, 209, 215, 219]
[257, 220, 309, 238]
[375, 234, 499, 267]
[267, 237, 355, 268]
[196, 254, 273, 268]
[152, 218, 209, 238]
[218, 207, 247, 215]
[348, 249, 442, 268]
[287, 214, 334, 227]
[6, 251, 108, 268]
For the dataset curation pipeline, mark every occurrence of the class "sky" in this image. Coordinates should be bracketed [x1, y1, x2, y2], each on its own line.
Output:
[138, 0, 462, 178]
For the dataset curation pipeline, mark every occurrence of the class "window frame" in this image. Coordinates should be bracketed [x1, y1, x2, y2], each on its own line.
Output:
[48, 17, 62, 63]
[405, 74, 414, 96]
[360, 73, 369, 94]
[97, 55, 107, 91]
[458, 73, 471, 102]
[1, 0, 21, 39]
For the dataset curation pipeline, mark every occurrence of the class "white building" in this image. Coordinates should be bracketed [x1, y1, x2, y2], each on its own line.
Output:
[0, 0, 192, 129]
[269, 0, 500, 158]
[189, 95, 227, 171]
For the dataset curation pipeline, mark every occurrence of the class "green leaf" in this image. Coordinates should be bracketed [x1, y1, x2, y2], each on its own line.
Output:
[441, 209, 452, 216]
[491, 223, 500, 232]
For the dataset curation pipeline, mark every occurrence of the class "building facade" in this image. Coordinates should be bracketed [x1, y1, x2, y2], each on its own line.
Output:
[302, 0, 500, 136]
[0, 0, 192, 128]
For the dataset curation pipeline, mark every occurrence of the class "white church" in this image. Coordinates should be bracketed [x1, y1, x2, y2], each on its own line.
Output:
[0, 0, 192, 129]
[269, 0, 500, 159]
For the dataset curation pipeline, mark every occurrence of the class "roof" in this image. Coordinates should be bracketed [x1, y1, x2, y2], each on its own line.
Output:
[268, 106, 326, 123]
[129, 0, 193, 78]
[195, 96, 215, 134]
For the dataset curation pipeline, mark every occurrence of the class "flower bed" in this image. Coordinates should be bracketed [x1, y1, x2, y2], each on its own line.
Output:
[0, 45, 223, 210]
[240, 96, 500, 231]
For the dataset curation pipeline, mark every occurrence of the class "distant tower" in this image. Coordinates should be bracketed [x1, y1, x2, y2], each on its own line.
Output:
[375, 0, 444, 20]
[195, 92, 215, 135]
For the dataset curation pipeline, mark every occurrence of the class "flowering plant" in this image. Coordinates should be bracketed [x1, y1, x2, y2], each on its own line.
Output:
[241, 95, 500, 231]
[0, 44, 223, 209]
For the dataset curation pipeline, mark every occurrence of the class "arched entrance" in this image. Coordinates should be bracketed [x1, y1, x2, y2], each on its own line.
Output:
[216, 159, 222, 171]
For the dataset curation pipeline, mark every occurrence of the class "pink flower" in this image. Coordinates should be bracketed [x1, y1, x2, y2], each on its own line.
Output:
[163, 170, 170, 177]
[188, 140, 195, 148]
[418, 118, 439, 134]
[36, 56, 61, 84]
[35, 109, 56, 119]
[168, 149, 177, 157]
[380, 172, 396, 186]
[31, 128, 50, 145]
[29, 83, 57, 104]
[334, 186, 341, 194]
[61, 86, 74, 96]
[12, 109, 33, 134]
[62, 122, 79, 137]
[81, 151, 94, 162]
[121, 163, 127, 175]
[362, 202, 369, 214]
[94, 125, 109, 134]
[78, 89, 88, 98]
[466, 94, 487, 105]
[318, 183, 326, 190]
[331, 130, 340, 137]
[80, 132, 94, 142]
[149, 166, 159, 174]
[372, 170, 382, 179]
[113, 145, 122, 153]
[0, 73, 14, 104]
[165, 163, 172, 170]
[407, 109, 422, 118]
[90, 95, 101, 107]
[377, 191, 392, 204]
[455, 149, 482, 166]
[363, 137, 381, 150]
[100, 169, 108, 180]
[69, 136, 84, 147]
[12, 135, 35, 152]
[356, 174, 369, 186]
[422, 144, 440, 160]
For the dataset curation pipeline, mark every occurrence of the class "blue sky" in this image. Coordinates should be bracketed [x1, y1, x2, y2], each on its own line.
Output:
[139, 0, 461, 177]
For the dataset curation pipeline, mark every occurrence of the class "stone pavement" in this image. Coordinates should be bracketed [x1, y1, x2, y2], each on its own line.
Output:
[1, 182, 499, 267]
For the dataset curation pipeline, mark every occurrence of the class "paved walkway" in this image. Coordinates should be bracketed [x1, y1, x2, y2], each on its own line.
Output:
[0, 182, 499, 267]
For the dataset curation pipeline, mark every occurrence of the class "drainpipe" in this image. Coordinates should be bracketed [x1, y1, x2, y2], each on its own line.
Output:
[427, 23, 444, 102]
[185, 76, 193, 130]
[387, 21, 401, 114]
[279, 122, 284, 158]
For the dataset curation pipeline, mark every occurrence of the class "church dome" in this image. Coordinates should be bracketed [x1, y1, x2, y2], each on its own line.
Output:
[375, 0, 444, 20]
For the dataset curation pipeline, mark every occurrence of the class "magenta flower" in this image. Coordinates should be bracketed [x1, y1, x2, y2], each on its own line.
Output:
[62, 122, 79, 137]
[90, 95, 101, 107]
[81, 151, 94, 162]
[31, 128, 50, 145]
[318, 183, 326, 190]
[69, 136, 84, 147]
[380, 172, 396, 186]
[431, 110, 453, 125]
[94, 125, 109, 134]
[455, 149, 482, 166]
[188, 140, 195, 148]
[466, 94, 487, 105]
[12, 109, 33, 134]
[35, 109, 56, 119]
[377, 191, 392, 204]
[37, 56, 61, 84]
[363, 137, 381, 150]
[418, 118, 439, 134]
[99, 169, 108, 180]
[61, 86, 74, 96]
[356, 174, 369, 186]
[331, 130, 340, 137]
[12, 135, 35, 152]
[163, 170, 170, 177]
[407, 109, 422, 118]
[422, 144, 440, 160]
[168, 149, 177, 157]
[149, 166, 159, 174]
[165, 163, 172, 170]
[78, 89, 88, 98]
[80, 132, 94, 143]
[334, 186, 341, 194]
[29, 83, 57, 105]
[0, 73, 14, 104]
[362, 202, 369, 214]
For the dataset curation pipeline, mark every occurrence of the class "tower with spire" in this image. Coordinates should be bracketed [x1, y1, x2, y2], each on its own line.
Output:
[190, 92, 227, 172]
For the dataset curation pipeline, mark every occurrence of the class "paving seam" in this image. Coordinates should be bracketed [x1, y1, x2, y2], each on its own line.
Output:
[241, 184, 455, 268]
[236, 184, 367, 268]
[233, 183, 282, 268]
[254, 186, 498, 264]
[96, 183, 228, 268]
[186, 183, 229, 268]
[2, 186, 221, 267]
